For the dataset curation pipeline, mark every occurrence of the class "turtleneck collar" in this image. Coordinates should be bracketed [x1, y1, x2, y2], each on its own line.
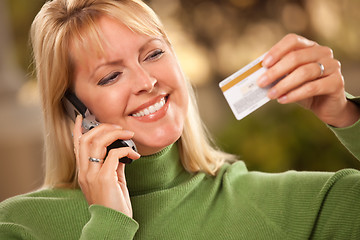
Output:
[125, 143, 192, 196]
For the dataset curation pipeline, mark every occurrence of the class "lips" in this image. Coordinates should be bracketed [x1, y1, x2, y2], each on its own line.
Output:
[130, 95, 169, 119]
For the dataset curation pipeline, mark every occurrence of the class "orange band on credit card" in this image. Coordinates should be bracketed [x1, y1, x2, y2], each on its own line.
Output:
[220, 61, 263, 92]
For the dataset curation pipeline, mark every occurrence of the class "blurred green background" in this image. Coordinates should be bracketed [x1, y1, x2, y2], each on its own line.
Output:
[1, 0, 359, 201]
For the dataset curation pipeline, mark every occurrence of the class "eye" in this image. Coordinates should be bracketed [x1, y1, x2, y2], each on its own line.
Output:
[97, 71, 122, 86]
[145, 49, 165, 61]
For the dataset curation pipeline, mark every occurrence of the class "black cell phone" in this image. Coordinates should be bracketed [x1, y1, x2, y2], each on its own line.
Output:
[62, 90, 137, 164]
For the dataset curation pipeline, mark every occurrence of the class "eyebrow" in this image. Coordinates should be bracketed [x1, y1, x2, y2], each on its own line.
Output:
[90, 38, 163, 79]
[139, 38, 163, 53]
[90, 59, 123, 80]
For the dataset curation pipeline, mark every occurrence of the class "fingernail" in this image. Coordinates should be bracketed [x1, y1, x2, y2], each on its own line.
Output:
[76, 114, 82, 121]
[257, 75, 268, 87]
[298, 37, 316, 47]
[123, 130, 134, 136]
[278, 95, 288, 104]
[112, 124, 122, 129]
[262, 55, 273, 67]
[268, 89, 277, 99]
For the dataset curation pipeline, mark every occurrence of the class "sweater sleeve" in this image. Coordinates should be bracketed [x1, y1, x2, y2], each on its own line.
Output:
[310, 169, 360, 239]
[0, 205, 139, 240]
[0, 223, 35, 240]
[0, 189, 139, 240]
[80, 205, 139, 240]
[329, 94, 360, 160]
[0, 208, 37, 240]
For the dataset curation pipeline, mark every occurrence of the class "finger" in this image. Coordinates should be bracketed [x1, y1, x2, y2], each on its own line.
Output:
[100, 147, 139, 175]
[263, 34, 317, 68]
[277, 74, 341, 104]
[87, 127, 134, 165]
[87, 128, 134, 161]
[258, 45, 333, 88]
[114, 149, 139, 186]
[116, 163, 126, 186]
[90, 128, 135, 158]
[267, 63, 317, 100]
[86, 157, 104, 184]
[74, 115, 89, 190]
[108, 147, 140, 165]
[73, 115, 83, 168]
[78, 132, 92, 176]
[82, 123, 124, 141]
[268, 58, 340, 100]
[78, 124, 124, 171]
[78, 125, 118, 184]
[86, 127, 135, 181]
[116, 163, 132, 211]
[114, 149, 139, 211]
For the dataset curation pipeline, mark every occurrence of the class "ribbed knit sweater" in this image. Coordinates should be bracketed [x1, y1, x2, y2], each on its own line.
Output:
[1, 113, 360, 239]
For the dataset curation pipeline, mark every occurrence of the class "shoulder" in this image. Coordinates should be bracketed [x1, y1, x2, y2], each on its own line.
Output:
[0, 188, 91, 239]
[218, 161, 360, 199]
[310, 169, 360, 238]
[218, 162, 360, 213]
[0, 188, 84, 219]
[1, 187, 83, 204]
[216, 163, 360, 237]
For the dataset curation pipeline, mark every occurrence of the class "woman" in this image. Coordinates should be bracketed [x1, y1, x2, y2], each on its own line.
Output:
[1, 0, 360, 239]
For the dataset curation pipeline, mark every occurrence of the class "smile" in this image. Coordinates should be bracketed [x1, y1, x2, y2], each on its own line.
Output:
[132, 97, 167, 117]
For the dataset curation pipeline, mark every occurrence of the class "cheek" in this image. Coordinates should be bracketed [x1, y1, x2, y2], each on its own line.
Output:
[82, 88, 129, 124]
[173, 71, 189, 112]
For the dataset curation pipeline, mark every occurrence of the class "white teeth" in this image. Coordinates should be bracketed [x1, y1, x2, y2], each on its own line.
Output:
[132, 97, 166, 117]
[149, 105, 156, 114]
[154, 102, 161, 111]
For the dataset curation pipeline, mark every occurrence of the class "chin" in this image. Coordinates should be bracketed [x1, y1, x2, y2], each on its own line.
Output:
[133, 128, 183, 156]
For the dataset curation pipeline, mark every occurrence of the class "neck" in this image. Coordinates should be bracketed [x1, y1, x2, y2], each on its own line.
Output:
[125, 143, 192, 196]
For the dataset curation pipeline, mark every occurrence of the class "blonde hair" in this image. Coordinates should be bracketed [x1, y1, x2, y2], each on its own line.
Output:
[31, 0, 236, 188]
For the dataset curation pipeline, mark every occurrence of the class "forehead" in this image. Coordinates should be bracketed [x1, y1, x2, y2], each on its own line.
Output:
[69, 17, 163, 79]
[97, 16, 150, 49]
[70, 16, 157, 58]
[69, 16, 172, 85]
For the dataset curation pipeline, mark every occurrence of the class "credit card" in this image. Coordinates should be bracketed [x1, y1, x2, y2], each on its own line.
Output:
[219, 53, 277, 120]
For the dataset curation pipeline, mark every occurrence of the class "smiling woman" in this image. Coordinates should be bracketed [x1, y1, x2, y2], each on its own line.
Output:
[1, 0, 360, 239]
[28, 0, 233, 191]
[71, 18, 189, 155]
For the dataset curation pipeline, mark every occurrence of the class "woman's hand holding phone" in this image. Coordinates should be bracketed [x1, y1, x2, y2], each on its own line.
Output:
[73, 115, 140, 217]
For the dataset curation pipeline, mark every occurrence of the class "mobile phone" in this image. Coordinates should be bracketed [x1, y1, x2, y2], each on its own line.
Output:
[62, 90, 137, 164]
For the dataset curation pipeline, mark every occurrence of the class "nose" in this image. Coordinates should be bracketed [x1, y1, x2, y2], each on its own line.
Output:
[131, 65, 157, 94]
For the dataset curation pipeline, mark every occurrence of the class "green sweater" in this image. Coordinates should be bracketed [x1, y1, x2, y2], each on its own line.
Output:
[1, 117, 360, 239]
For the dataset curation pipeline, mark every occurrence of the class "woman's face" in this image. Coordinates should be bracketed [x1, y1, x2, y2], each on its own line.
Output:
[71, 16, 189, 155]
